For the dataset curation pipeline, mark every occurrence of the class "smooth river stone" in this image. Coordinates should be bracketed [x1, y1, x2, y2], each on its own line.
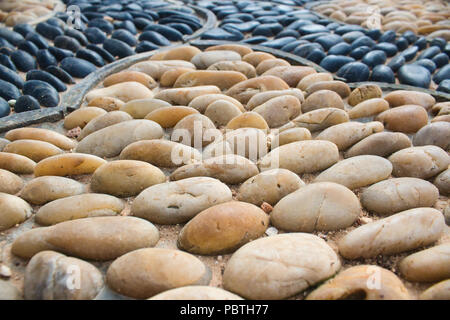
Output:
[173, 70, 247, 90]
[413, 122, 450, 150]
[149, 286, 243, 300]
[316, 121, 384, 151]
[132, 177, 232, 224]
[223, 233, 341, 300]
[35, 193, 124, 225]
[285, 108, 349, 132]
[0, 193, 32, 231]
[78, 111, 133, 141]
[24, 251, 104, 300]
[253, 95, 301, 127]
[178, 201, 269, 255]
[34, 153, 106, 177]
[271, 182, 360, 232]
[305, 80, 351, 98]
[348, 98, 389, 119]
[155, 86, 221, 105]
[338, 208, 445, 259]
[106, 248, 211, 299]
[361, 178, 439, 216]
[246, 89, 304, 111]
[273, 128, 312, 147]
[315, 155, 392, 189]
[120, 140, 201, 168]
[302, 90, 344, 113]
[145, 106, 199, 128]
[92, 159, 165, 197]
[399, 243, 450, 283]
[189, 93, 244, 113]
[226, 112, 269, 130]
[3, 139, 63, 162]
[344, 132, 412, 158]
[171, 154, 258, 185]
[120, 98, 170, 119]
[383, 90, 435, 109]
[262, 66, 316, 87]
[5, 127, 76, 150]
[375, 105, 428, 133]
[226, 76, 289, 104]
[63, 107, 107, 130]
[434, 169, 450, 196]
[0, 169, 23, 194]
[398, 65, 431, 88]
[20, 176, 85, 205]
[258, 140, 339, 174]
[420, 280, 450, 300]
[0, 280, 22, 300]
[75, 120, 163, 158]
[191, 50, 241, 69]
[306, 265, 410, 300]
[389, 146, 450, 179]
[85, 82, 153, 103]
[237, 169, 304, 206]
[12, 216, 159, 260]
[0, 152, 36, 174]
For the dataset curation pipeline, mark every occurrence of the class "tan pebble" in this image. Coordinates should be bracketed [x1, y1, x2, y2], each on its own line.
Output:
[63, 107, 107, 130]
[103, 71, 156, 89]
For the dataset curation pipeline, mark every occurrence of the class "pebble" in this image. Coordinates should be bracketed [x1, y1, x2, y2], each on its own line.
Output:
[223, 233, 340, 299]
[61, 57, 97, 78]
[34, 153, 106, 177]
[12, 216, 159, 260]
[171, 113, 219, 147]
[338, 208, 445, 259]
[26, 70, 67, 93]
[0, 64, 23, 89]
[271, 182, 360, 232]
[64, 107, 107, 130]
[420, 280, 450, 300]
[178, 201, 269, 255]
[336, 62, 370, 82]
[149, 286, 242, 300]
[376, 105, 428, 133]
[23, 80, 60, 108]
[0, 152, 36, 174]
[0, 193, 32, 231]
[434, 169, 449, 196]
[106, 248, 210, 299]
[0, 280, 22, 300]
[5, 127, 76, 150]
[3, 139, 63, 162]
[0, 169, 23, 194]
[413, 122, 450, 150]
[384, 90, 435, 109]
[24, 251, 104, 300]
[0, 79, 20, 102]
[345, 132, 412, 158]
[398, 65, 431, 88]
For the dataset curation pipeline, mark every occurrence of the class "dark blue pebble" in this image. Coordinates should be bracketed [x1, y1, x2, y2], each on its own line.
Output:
[46, 65, 75, 84]
[315, 34, 343, 51]
[306, 48, 326, 64]
[293, 43, 323, 58]
[349, 46, 371, 60]
[413, 59, 436, 74]
[433, 64, 450, 84]
[76, 48, 105, 67]
[402, 30, 417, 44]
[54, 35, 81, 53]
[0, 38, 13, 50]
[336, 62, 370, 82]
[328, 42, 351, 55]
[351, 36, 375, 49]
[167, 23, 193, 35]
[395, 37, 409, 51]
[111, 29, 137, 47]
[335, 25, 364, 35]
[370, 65, 395, 83]
[25, 32, 49, 49]
[23, 80, 60, 108]
[342, 31, 365, 43]
[387, 55, 405, 72]
[432, 53, 449, 69]
[287, 20, 313, 31]
[107, 12, 133, 21]
[85, 27, 107, 44]
[253, 23, 283, 37]
[300, 32, 329, 42]
[378, 30, 396, 43]
[320, 55, 355, 73]
[373, 42, 398, 57]
[86, 44, 115, 63]
[398, 64, 431, 88]
[260, 37, 296, 49]
[143, 24, 183, 41]
[0, 64, 23, 88]
[48, 46, 74, 61]
[325, 22, 340, 31]
[0, 48, 13, 56]
[281, 40, 308, 52]
[227, 13, 253, 21]
[0, 79, 21, 101]
[362, 50, 387, 68]
[13, 24, 34, 37]
[139, 31, 171, 46]
[135, 41, 159, 53]
[0, 54, 16, 71]
[436, 79, 450, 94]
[133, 18, 154, 30]
[202, 28, 236, 41]
[88, 18, 114, 34]
[401, 46, 418, 61]
[10, 50, 36, 72]
[417, 46, 441, 60]
[275, 29, 300, 39]
[0, 27, 24, 46]
[365, 29, 381, 40]
[36, 49, 57, 69]
[114, 20, 137, 35]
[64, 28, 89, 46]
[298, 24, 328, 35]
[414, 37, 427, 50]
[26, 70, 66, 92]
[17, 40, 39, 57]
[61, 57, 97, 78]
[159, 17, 201, 31]
[35, 22, 63, 40]
[243, 36, 268, 44]
[0, 97, 10, 118]
[103, 38, 135, 59]
[222, 22, 259, 33]
[430, 38, 447, 51]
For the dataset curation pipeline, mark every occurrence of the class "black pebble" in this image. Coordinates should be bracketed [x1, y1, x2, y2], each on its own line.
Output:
[61, 57, 97, 78]
[135, 41, 159, 53]
[76, 48, 105, 67]
[398, 64, 431, 88]
[48, 46, 74, 61]
[413, 59, 436, 74]
[373, 42, 398, 57]
[320, 55, 355, 73]
[351, 36, 375, 49]
[378, 30, 396, 43]
[349, 46, 371, 60]
[85, 27, 107, 44]
[436, 79, 450, 94]
[336, 62, 370, 82]
[430, 38, 447, 51]
[0, 79, 21, 101]
[414, 37, 427, 50]
[114, 20, 137, 35]
[144, 24, 183, 41]
[23, 80, 60, 108]
[111, 29, 138, 47]
[0, 64, 24, 88]
[36, 49, 57, 69]
[306, 48, 326, 64]
[46, 65, 75, 84]
[417, 45, 441, 60]
[103, 38, 135, 59]
[395, 37, 409, 51]
[87, 18, 114, 34]
[17, 40, 39, 56]
[0, 54, 16, 71]
[328, 42, 351, 55]
[13, 24, 34, 37]
[433, 64, 450, 84]
[370, 65, 395, 83]
[14, 95, 41, 113]
[387, 55, 405, 72]
[86, 44, 115, 63]
[26, 70, 67, 92]
[401, 46, 418, 61]
[432, 53, 449, 68]
[0, 27, 24, 46]
[25, 32, 49, 49]
[402, 30, 417, 44]
[362, 50, 387, 68]
[35, 22, 63, 40]
[64, 28, 89, 46]
[0, 48, 13, 56]
[0, 97, 10, 118]
[10, 50, 36, 72]
[54, 35, 82, 53]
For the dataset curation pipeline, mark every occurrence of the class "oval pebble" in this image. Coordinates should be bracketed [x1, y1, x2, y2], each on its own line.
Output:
[0, 193, 32, 231]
